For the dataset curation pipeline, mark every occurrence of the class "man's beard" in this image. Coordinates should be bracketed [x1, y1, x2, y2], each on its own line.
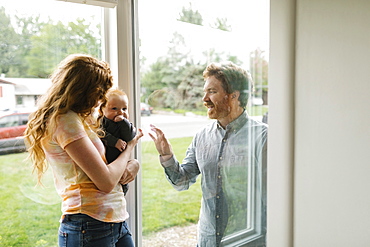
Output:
[204, 96, 231, 120]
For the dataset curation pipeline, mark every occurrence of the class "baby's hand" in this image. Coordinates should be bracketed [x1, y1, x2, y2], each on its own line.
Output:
[114, 115, 125, 122]
[115, 139, 127, 152]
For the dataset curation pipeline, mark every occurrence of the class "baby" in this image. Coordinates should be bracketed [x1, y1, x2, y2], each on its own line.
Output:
[101, 89, 138, 195]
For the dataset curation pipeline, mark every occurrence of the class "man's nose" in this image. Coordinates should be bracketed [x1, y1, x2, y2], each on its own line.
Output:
[202, 93, 208, 102]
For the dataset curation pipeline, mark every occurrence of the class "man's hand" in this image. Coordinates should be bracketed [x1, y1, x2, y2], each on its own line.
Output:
[148, 124, 173, 162]
[115, 139, 127, 152]
[119, 159, 140, 185]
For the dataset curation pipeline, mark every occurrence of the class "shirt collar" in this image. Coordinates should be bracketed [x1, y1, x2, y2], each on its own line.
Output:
[217, 110, 248, 133]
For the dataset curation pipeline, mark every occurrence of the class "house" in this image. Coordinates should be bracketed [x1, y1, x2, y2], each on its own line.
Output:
[0, 77, 50, 115]
[0, 78, 16, 114]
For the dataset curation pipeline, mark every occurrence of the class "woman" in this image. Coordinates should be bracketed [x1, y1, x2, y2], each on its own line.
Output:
[25, 54, 142, 247]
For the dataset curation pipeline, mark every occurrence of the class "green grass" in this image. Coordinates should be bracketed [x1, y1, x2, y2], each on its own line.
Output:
[0, 153, 60, 247]
[0, 137, 201, 246]
[141, 137, 201, 235]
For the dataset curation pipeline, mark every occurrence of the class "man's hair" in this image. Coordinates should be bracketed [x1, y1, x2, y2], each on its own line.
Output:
[203, 62, 253, 107]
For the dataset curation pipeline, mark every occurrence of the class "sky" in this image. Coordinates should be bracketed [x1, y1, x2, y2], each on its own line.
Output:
[0, 0, 269, 69]
[138, 0, 270, 67]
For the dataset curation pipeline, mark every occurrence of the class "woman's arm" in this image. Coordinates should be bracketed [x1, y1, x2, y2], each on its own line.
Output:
[65, 129, 143, 193]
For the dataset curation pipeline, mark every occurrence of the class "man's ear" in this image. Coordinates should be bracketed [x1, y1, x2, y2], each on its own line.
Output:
[231, 91, 240, 99]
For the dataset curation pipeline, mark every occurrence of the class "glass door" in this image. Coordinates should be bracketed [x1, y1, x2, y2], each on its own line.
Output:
[138, 1, 269, 246]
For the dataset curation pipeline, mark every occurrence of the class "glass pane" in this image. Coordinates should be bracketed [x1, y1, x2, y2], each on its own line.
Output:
[138, 0, 269, 246]
[0, 0, 103, 246]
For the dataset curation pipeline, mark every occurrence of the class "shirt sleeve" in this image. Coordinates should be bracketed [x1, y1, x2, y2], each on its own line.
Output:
[160, 138, 201, 191]
[116, 118, 136, 142]
[54, 112, 87, 149]
[103, 132, 119, 147]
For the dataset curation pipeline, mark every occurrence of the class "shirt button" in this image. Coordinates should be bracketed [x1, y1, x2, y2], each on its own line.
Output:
[217, 195, 220, 199]
[216, 215, 220, 218]
[219, 157, 223, 160]
[217, 232, 220, 235]
[218, 175, 221, 179]
[82, 230, 86, 234]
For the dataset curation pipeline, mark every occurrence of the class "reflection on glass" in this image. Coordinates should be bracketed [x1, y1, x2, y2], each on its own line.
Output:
[0, 1, 103, 246]
[0, 0, 102, 112]
[139, 0, 269, 246]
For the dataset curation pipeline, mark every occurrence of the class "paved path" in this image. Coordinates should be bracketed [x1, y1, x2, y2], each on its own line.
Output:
[140, 113, 212, 141]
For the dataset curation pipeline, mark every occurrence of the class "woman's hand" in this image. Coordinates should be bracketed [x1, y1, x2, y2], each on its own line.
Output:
[119, 159, 140, 185]
[126, 128, 143, 150]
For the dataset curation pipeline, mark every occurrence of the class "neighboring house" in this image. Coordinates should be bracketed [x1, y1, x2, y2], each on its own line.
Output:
[0, 77, 50, 115]
[0, 78, 16, 113]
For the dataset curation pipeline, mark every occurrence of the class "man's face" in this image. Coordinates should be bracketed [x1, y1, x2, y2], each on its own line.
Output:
[102, 94, 129, 121]
[202, 76, 231, 120]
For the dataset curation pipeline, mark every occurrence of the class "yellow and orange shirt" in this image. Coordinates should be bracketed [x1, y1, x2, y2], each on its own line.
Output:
[42, 111, 128, 223]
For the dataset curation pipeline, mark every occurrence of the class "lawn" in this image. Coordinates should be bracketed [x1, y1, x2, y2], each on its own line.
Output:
[141, 137, 201, 235]
[0, 137, 201, 246]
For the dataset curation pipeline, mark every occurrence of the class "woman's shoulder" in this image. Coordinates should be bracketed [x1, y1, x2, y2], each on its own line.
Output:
[56, 111, 85, 130]
[58, 111, 81, 122]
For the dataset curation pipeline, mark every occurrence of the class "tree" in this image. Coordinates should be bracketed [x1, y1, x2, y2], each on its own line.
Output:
[10, 15, 46, 77]
[140, 32, 246, 112]
[211, 17, 232, 32]
[140, 58, 169, 105]
[0, 7, 101, 78]
[177, 3, 203, 26]
[176, 62, 205, 110]
[249, 48, 268, 105]
[0, 7, 19, 75]
[26, 19, 101, 78]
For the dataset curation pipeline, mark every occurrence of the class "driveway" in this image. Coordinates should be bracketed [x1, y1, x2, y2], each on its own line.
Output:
[140, 113, 212, 141]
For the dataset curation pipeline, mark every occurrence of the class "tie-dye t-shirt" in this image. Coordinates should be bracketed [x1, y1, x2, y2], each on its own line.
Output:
[42, 111, 128, 223]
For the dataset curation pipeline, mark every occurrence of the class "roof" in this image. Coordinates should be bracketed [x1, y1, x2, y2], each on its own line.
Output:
[0, 78, 16, 85]
[2, 78, 51, 95]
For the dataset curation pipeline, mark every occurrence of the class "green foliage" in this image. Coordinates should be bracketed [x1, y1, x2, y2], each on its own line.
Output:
[26, 19, 101, 78]
[177, 3, 203, 26]
[8, 15, 46, 77]
[211, 17, 232, 32]
[141, 32, 207, 111]
[0, 7, 19, 75]
[0, 137, 200, 245]
[250, 48, 269, 104]
[0, 8, 101, 78]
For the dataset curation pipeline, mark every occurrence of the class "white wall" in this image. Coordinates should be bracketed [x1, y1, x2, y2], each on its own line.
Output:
[0, 83, 16, 111]
[268, 0, 370, 246]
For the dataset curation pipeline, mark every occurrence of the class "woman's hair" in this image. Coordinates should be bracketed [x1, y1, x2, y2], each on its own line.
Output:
[203, 62, 253, 108]
[25, 54, 113, 184]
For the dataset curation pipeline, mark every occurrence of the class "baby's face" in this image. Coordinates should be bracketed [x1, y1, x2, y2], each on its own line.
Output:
[103, 95, 129, 121]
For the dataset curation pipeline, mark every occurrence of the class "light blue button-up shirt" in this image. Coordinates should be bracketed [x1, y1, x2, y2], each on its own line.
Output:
[161, 110, 268, 246]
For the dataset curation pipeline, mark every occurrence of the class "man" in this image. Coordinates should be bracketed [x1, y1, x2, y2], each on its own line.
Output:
[149, 62, 267, 247]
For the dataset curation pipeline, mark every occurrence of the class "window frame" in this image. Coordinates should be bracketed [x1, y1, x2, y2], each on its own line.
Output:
[102, 0, 142, 245]
[104, 1, 270, 246]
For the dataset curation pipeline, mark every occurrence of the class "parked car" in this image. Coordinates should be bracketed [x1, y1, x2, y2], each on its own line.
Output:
[0, 112, 30, 155]
[141, 103, 153, 116]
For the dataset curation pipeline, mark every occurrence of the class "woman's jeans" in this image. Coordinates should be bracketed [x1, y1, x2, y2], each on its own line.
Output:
[59, 214, 134, 247]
